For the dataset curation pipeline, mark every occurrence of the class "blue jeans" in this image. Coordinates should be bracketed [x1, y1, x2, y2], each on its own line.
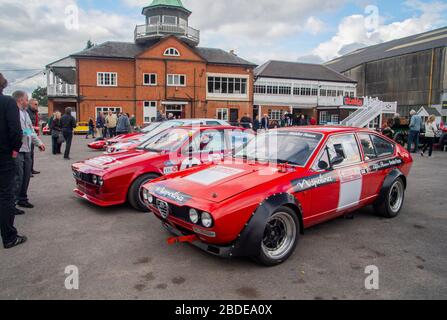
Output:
[14, 152, 32, 203]
[407, 130, 420, 153]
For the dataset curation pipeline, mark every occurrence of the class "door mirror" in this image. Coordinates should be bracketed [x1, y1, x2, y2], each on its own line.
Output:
[330, 155, 344, 167]
[318, 160, 329, 170]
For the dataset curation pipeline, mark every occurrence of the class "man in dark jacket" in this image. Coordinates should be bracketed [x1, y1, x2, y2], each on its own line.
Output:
[0, 73, 27, 249]
[61, 107, 76, 160]
[27, 99, 40, 175]
[239, 113, 252, 129]
[261, 114, 270, 130]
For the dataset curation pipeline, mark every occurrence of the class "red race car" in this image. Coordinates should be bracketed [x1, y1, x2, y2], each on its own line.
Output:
[73, 125, 254, 211]
[87, 122, 162, 150]
[143, 127, 413, 266]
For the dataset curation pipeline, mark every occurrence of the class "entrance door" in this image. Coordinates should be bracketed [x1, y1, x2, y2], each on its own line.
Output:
[165, 105, 184, 119]
[230, 108, 239, 126]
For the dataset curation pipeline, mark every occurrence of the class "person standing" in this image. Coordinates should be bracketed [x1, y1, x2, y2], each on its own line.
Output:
[13, 91, 45, 210]
[309, 117, 317, 126]
[27, 98, 40, 175]
[116, 112, 131, 135]
[253, 116, 260, 132]
[408, 110, 422, 153]
[61, 107, 76, 160]
[239, 113, 252, 129]
[105, 111, 117, 138]
[421, 115, 438, 158]
[0, 74, 27, 249]
[129, 114, 136, 132]
[86, 117, 95, 139]
[50, 112, 63, 155]
[261, 114, 270, 131]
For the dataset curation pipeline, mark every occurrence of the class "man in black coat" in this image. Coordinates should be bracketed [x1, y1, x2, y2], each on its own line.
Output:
[27, 98, 40, 175]
[239, 113, 253, 129]
[0, 73, 27, 249]
[60, 107, 77, 160]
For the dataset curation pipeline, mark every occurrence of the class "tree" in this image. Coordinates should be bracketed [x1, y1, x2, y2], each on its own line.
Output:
[32, 86, 48, 106]
[86, 40, 95, 49]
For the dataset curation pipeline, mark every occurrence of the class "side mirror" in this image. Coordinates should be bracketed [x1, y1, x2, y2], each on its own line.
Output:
[318, 160, 329, 170]
[331, 155, 344, 166]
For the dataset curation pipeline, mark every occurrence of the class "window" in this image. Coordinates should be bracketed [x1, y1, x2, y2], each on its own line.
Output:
[371, 135, 395, 158]
[143, 73, 157, 86]
[148, 16, 160, 25]
[216, 108, 229, 121]
[163, 15, 177, 25]
[278, 86, 291, 95]
[164, 48, 180, 56]
[293, 87, 301, 96]
[254, 85, 266, 94]
[199, 130, 225, 153]
[337, 90, 344, 96]
[315, 134, 361, 169]
[97, 72, 117, 86]
[320, 89, 327, 96]
[269, 110, 283, 121]
[311, 88, 319, 96]
[319, 111, 329, 125]
[167, 74, 186, 86]
[330, 114, 339, 124]
[208, 77, 248, 95]
[96, 107, 122, 117]
[359, 134, 377, 160]
[143, 101, 157, 124]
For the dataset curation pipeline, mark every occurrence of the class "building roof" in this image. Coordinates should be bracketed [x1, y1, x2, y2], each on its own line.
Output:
[418, 106, 442, 117]
[254, 60, 356, 83]
[325, 26, 447, 73]
[71, 40, 256, 67]
[143, 0, 191, 14]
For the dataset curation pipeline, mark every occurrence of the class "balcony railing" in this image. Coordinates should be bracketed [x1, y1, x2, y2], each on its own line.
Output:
[134, 23, 200, 44]
[47, 84, 77, 97]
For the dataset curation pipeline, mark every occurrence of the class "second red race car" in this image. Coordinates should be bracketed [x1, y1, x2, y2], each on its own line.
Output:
[73, 125, 254, 211]
[143, 127, 413, 266]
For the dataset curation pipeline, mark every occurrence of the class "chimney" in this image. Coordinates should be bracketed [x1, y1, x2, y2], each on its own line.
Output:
[229, 49, 237, 56]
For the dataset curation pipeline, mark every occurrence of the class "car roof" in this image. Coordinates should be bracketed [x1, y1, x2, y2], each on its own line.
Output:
[275, 126, 372, 135]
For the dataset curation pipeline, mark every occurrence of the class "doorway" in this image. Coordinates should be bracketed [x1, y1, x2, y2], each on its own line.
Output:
[165, 105, 185, 119]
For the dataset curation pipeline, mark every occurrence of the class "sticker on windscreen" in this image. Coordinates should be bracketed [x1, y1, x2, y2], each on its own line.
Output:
[185, 166, 245, 186]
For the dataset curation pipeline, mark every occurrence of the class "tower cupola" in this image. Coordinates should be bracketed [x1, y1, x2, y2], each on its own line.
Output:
[135, 0, 200, 46]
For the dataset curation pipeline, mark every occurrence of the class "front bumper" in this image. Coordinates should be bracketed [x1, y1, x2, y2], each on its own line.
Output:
[162, 222, 234, 258]
[74, 186, 124, 207]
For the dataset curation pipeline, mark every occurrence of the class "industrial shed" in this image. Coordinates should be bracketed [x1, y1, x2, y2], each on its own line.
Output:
[325, 27, 447, 119]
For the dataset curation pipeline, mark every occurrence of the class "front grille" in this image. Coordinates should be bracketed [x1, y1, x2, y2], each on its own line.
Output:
[73, 170, 94, 184]
[156, 199, 170, 219]
[153, 197, 189, 222]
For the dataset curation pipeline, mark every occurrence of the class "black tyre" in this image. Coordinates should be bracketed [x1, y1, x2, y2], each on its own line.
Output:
[374, 178, 405, 218]
[440, 133, 447, 149]
[255, 206, 300, 266]
[128, 173, 159, 212]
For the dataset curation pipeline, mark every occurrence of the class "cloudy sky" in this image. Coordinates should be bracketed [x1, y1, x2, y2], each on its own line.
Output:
[1, 0, 446, 94]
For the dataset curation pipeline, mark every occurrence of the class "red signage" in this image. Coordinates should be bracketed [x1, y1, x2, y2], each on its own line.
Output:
[344, 97, 364, 107]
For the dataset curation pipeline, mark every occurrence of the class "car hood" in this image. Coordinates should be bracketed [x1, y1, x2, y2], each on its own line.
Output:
[151, 162, 306, 204]
[78, 149, 160, 170]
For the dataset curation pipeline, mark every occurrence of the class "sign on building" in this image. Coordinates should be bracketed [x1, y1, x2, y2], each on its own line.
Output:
[344, 97, 364, 107]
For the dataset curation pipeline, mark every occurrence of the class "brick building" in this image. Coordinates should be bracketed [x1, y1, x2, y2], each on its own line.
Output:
[46, 0, 256, 125]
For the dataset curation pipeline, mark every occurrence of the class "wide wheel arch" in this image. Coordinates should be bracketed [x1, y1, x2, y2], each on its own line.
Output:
[230, 193, 304, 258]
[374, 168, 407, 206]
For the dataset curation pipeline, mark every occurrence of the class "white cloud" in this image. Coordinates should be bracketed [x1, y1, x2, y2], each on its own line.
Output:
[313, 0, 447, 61]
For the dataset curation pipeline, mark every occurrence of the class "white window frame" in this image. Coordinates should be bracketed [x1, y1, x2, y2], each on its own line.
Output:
[269, 110, 283, 121]
[319, 111, 329, 124]
[143, 73, 157, 86]
[148, 15, 160, 25]
[216, 108, 229, 121]
[167, 74, 186, 87]
[95, 107, 122, 117]
[206, 73, 250, 101]
[164, 47, 180, 57]
[143, 101, 157, 124]
[97, 72, 118, 87]
[162, 15, 177, 25]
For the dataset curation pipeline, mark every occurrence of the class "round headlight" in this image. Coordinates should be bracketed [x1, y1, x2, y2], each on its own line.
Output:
[92, 175, 98, 185]
[189, 209, 199, 224]
[148, 194, 154, 204]
[201, 212, 213, 228]
[98, 177, 104, 186]
[142, 188, 149, 200]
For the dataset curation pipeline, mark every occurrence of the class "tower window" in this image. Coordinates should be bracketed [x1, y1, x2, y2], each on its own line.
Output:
[148, 16, 160, 25]
[163, 15, 177, 25]
[164, 48, 180, 56]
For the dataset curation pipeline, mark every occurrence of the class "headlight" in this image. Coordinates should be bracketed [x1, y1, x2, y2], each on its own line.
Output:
[98, 177, 104, 186]
[92, 175, 98, 185]
[201, 212, 213, 228]
[189, 209, 199, 224]
[142, 188, 149, 200]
